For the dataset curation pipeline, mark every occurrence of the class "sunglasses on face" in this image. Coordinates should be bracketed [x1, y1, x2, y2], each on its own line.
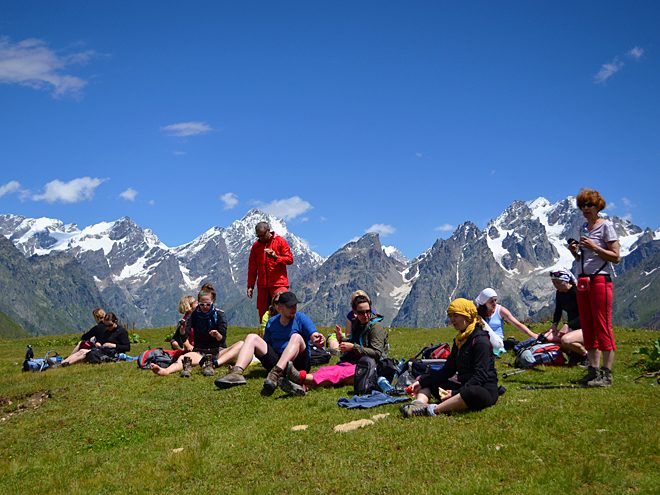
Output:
[550, 271, 563, 278]
[356, 310, 371, 315]
[199, 302, 213, 307]
[579, 202, 596, 208]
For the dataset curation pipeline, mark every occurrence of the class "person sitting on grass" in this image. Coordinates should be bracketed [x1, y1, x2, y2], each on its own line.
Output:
[259, 290, 286, 338]
[400, 298, 500, 418]
[70, 308, 107, 354]
[214, 291, 326, 396]
[151, 283, 244, 378]
[59, 313, 130, 367]
[475, 288, 537, 347]
[278, 294, 387, 396]
[540, 267, 587, 366]
[326, 290, 374, 356]
[171, 295, 196, 351]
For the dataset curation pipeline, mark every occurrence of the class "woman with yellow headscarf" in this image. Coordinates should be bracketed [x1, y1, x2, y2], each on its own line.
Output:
[400, 298, 501, 418]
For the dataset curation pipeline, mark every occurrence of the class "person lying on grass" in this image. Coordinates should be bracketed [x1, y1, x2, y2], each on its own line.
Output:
[278, 294, 387, 397]
[58, 313, 129, 367]
[214, 291, 325, 396]
[400, 298, 500, 418]
[151, 283, 243, 378]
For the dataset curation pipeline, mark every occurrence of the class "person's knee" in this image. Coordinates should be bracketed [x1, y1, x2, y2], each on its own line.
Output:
[289, 333, 305, 350]
[244, 333, 263, 347]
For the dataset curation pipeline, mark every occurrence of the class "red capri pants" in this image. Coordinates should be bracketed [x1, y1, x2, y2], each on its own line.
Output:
[257, 285, 289, 319]
[576, 275, 616, 352]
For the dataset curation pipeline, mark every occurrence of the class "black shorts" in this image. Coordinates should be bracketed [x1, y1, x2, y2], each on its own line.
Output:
[193, 347, 221, 357]
[259, 343, 310, 373]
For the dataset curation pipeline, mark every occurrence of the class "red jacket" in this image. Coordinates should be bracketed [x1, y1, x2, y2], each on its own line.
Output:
[247, 232, 294, 289]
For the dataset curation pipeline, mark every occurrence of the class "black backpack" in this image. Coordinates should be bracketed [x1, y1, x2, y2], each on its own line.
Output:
[354, 356, 378, 395]
[309, 345, 332, 366]
[84, 348, 118, 364]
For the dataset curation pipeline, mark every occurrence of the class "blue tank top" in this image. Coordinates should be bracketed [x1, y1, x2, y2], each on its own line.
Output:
[486, 305, 504, 339]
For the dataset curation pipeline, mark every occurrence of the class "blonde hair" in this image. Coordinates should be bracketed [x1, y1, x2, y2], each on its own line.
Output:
[178, 296, 196, 315]
[350, 290, 370, 304]
[92, 308, 106, 321]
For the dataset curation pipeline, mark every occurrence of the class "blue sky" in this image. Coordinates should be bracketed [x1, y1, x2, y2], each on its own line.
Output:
[1, 1, 659, 259]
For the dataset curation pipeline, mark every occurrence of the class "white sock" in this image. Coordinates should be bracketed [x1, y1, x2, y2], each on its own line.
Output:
[427, 405, 437, 416]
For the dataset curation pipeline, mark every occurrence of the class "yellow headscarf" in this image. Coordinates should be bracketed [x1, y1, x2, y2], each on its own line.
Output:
[447, 298, 478, 350]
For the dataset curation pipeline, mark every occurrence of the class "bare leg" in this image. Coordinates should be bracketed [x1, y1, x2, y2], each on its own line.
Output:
[215, 341, 244, 367]
[433, 394, 468, 414]
[234, 334, 268, 370]
[62, 349, 91, 365]
[275, 333, 305, 370]
[560, 330, 587, 355]
[588, 348, 601, 368]
[602, 350, 615, 369]
[150, 352, 203, 376]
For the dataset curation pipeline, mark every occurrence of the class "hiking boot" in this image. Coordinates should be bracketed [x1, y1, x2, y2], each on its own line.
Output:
[214, 366, 246, 389]
[400, 402, 431, 418]
[588, 367, 613, 387]
[278, 376, 306, 397]
[202, 354, 215, 377]
[285, 361, 301, 384]
[574, 366, 598, 386]
[180, 356, 192, 378]
[261, 365, 284, 396]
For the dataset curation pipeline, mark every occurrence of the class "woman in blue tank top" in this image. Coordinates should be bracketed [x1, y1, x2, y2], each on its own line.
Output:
[475, 288, 537, 344]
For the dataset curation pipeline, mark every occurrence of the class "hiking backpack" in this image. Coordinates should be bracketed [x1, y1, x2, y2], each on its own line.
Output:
[22, 346, 62, 372]
[354, 356, 379, 395]
[514, 337, 565, 369]
[309, 344, 332, 366]
[137, 348, 180, 370]
[414, 342, 451, 360]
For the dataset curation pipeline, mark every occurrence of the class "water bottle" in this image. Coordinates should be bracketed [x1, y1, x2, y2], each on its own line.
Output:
[580, 224, 590, 251]
[377, 376, 394, 393]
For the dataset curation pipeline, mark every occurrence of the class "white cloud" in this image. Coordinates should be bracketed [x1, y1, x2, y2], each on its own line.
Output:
[594, 57, 624, 84]
[435, 224, 455, 232]
[627, 46, 644, 60]
[0, 37, 97, 97]
[32, 177, 106, 203]
[149, 199, 155, 205]
[621, 213, 633, 222]
[221, 192, 238, 210]
[119, 187, 138, 201]
[173, 151, 186, 155]
[365, 224, 396, 237]
[622, 197, 634, 208]
[415, 152, 422, 157]
[605, 202, 616, 211]
[260, 196, 313, 220]
[0, 180, 21, 198]
[345, 236, 361, 244]
[161, 122, 212, 137]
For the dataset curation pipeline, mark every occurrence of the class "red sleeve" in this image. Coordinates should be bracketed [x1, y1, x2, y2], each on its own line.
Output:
[247, 243, 258, 288]
[275, 237, 294, 265]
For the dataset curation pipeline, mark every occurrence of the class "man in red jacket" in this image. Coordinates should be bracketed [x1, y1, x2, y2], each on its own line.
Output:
[247, 222, 294, 319]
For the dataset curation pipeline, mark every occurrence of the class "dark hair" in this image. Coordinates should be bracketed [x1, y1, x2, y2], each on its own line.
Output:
[268, 291, 284, 317]
[104, 312, 118, 324]
[198, 283, 216, 302]
[576, 188, 606, 212]
[476, 305, 489, 320]
[255, 222, 269, 234]
[352, 295, 371, 311]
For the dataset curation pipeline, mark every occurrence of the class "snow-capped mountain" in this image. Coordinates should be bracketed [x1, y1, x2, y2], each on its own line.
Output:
[0, 211, 325, 327]
[2, 195, 660, 334]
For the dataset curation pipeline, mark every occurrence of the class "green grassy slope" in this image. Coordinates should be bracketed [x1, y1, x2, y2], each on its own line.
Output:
[1, 324, 659, 494]
[0, 311, 28, 340]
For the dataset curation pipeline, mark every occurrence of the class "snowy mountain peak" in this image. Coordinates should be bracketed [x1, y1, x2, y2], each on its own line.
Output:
[382, 245, 410, 265]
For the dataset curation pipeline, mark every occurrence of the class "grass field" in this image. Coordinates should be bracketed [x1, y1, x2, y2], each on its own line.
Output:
[1, 324, 659, 494]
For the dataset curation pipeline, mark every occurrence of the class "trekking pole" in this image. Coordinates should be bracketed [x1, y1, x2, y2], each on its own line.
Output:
[502, 368, 527, 379]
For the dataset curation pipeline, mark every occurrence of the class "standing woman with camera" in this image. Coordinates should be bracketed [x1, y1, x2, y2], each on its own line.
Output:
[569, 188, 620, 387]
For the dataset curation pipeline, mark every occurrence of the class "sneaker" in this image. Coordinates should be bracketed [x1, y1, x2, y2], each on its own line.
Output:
[180, 356, 192, 378]
[285, 361, 300, 384]
[202, 354, 215, 377]
[214, 366, 246, 389]
[588, 367, 613, 387]
[278, 376, 306, 397]
[261, 365, 284, 396]
[574, 366, 598, 386]
[400, 402, 430, 418]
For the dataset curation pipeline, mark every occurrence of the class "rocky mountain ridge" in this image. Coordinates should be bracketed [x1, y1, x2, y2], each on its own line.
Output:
[2, 196, 659, 335]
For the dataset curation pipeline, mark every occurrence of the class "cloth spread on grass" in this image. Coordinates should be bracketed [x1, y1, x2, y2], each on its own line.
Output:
[337, 391, 410, 409]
